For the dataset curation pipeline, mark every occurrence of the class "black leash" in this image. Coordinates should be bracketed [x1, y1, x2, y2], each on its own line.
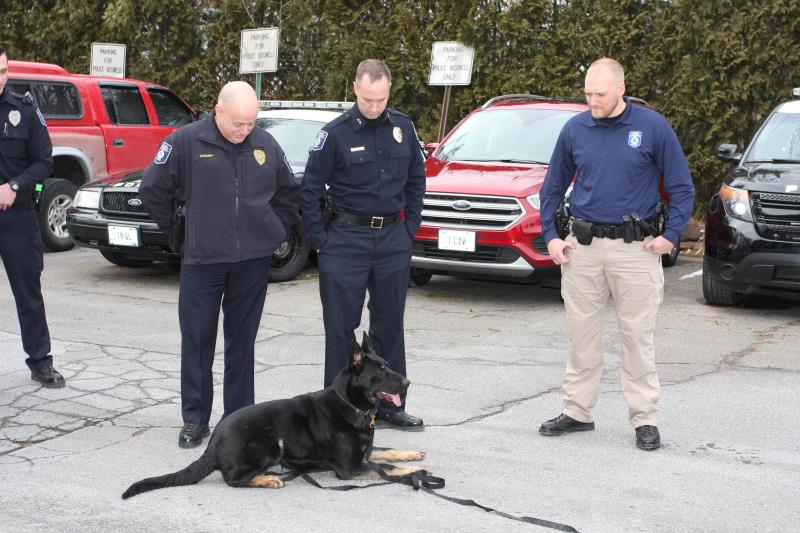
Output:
[276, 467, 578, 532]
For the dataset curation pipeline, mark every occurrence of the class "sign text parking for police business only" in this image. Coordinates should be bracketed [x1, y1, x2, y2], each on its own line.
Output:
[428, 42, 474, 86]
[239, 28, 279, 74]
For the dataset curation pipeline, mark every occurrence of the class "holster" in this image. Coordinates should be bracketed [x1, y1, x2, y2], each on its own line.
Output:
[622, 215, 634, 243]
[168, 204, 185, 254]
[322, 191, 334, 228]
[555, 199, 570, 239]
[571, 218, 594, 245]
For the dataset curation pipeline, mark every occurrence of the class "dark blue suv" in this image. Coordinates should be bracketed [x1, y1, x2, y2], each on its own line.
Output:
[703, 88, 800, 305]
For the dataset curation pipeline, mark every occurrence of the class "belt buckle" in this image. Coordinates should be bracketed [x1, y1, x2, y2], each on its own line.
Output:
[370, 216, 384, 229]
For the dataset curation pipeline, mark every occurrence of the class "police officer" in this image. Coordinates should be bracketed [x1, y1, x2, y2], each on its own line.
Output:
[538, 58, 695, 451]
[300, 59, 426, 430]
[140, 81, 299, 448]
[0, 45, 64, 388]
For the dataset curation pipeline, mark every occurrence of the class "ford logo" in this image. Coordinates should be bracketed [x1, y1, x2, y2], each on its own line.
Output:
[452, 199, 472, 211]
[128, 198, 143, 207]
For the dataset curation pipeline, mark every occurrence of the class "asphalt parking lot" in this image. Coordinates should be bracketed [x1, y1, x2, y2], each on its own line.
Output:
[1, 248, 799, 532]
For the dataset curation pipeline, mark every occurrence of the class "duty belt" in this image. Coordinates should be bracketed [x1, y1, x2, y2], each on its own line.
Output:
[588, 220, 656, 241]
[333, 212, 400, 229]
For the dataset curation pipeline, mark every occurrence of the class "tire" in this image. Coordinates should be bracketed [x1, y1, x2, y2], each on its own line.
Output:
[410, 268, 433, 287]
[662, 240, 680, 267]
[270, 223, 312, 282]
[100, 251, 154, 268]
[702, 256, 744, 306]
[38, 178, 77, 252]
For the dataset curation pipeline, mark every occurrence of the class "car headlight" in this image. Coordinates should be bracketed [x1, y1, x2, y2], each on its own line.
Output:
[526, 193, 540, 210]
[73, 189, 101, 210]
[719, 183, 752, 222]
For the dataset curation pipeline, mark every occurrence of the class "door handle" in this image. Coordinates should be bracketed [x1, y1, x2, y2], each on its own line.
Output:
[112, 139, 124, 146]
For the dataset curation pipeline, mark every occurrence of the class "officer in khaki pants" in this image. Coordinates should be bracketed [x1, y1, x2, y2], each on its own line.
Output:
[538, 57, 695, 450]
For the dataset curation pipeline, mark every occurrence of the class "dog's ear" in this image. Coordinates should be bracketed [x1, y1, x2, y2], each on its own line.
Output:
[361, 331, 374, 353]
[351, 333, 364, 366]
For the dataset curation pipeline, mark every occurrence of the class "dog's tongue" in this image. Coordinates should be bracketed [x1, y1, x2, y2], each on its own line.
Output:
[380, 392, 402, 407]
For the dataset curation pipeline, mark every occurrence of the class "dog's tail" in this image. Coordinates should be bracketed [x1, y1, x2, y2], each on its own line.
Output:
[122, 453, 215, 499]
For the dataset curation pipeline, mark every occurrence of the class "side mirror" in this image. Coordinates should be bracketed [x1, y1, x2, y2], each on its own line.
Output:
[715, 143, 741, 163]
[423, 142, 439, 158]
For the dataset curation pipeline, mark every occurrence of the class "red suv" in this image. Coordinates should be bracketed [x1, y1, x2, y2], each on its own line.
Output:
[411, 94, 676, 286]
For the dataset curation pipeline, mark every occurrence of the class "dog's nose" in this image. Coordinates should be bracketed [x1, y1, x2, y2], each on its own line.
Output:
[401, 378, 410, 388]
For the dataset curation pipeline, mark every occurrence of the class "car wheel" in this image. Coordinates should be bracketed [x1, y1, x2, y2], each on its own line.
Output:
[410, 268, 433, 287]
[270, 223, 312, 282]
[38, 178, 77, 252]
[100, 251, 154, 268]
[661, 240, 680, 267]
[702, 256, 744, 306]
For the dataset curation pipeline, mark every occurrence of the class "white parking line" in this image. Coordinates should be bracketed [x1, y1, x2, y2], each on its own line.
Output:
[680, 269, 703, 280]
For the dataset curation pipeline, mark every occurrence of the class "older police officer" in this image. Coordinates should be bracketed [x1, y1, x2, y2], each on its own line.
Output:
[300, 59, 426, 430]
[140, 81, 299, 448]
[0, 45, 64, 388]
[538, 58, 695, 451]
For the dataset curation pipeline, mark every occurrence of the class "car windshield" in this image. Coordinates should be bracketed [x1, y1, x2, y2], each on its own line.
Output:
[256, 118, 326, 168]
[745, 111, 800, 163]
[436, 108, 579, 164]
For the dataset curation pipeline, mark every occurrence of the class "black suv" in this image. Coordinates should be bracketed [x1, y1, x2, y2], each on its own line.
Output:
[703, 88, 800, 305]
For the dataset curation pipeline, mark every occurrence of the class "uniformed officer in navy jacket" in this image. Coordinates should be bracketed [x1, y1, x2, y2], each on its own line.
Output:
[0, 44, 65, 388]
[300, 59, 426, 430]
[538, 58, 695, 451]
[140, 81, 299, 448]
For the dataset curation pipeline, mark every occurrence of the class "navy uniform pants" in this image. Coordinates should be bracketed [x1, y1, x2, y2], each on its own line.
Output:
[178, 257, 270, 425]
[0, 209, 52, 371]
[318, 219, 412, 413]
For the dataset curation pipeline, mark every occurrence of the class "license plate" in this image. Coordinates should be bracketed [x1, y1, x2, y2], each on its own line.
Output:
[108, 225, 140, 247]
[438, 229, 476, 252]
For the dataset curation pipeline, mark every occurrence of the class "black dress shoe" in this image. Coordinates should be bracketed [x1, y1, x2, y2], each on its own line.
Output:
[30, 364, 65, 388]
[539, 413, 595, 436]
[376, 411, 425, 431]
[635, 425, 661, 450]
[178, 422, 210, 448]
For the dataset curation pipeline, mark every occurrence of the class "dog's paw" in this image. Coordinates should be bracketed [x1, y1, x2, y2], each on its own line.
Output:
[370, 448, 425, 462]
[249, 475, 285, 489]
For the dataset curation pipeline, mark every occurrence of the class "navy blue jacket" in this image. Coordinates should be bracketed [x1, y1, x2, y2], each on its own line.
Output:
[540, 98, 695, 245]
[0, 89, 53, 209]
[140, 112, 300, 265]
[299, 105, 426, 251]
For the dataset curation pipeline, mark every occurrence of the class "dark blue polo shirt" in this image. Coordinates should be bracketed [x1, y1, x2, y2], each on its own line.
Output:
[300, 105, 426, 251]
[540, 97, 695, 245]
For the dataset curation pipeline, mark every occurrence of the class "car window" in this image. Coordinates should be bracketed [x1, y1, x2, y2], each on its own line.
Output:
[437, 108, 578, 164]
[256, 117, 329, 167]
[746, 111, 800, 162]
[147, 88, 194, 127]
[7, 81, 82, 119]
[100, 85, 149, 125]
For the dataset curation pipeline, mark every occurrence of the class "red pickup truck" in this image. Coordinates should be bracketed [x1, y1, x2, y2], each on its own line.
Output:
[6, 60, 198, 250]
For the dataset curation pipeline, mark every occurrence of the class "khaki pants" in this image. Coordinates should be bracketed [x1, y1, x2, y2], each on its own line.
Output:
[560, 235, 664, 428]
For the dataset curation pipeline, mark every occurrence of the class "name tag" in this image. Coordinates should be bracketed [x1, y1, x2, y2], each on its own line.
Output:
[350, 146, 365, 152]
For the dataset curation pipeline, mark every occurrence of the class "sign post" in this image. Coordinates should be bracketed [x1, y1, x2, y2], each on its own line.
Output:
[428, 41, 475, 141]
[90, 42, 126, 78]
[239, 27, 280, 99]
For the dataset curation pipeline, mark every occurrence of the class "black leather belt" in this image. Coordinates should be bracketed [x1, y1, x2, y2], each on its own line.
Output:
[589, 220, 655, 241]
[333, 212, 399, 229]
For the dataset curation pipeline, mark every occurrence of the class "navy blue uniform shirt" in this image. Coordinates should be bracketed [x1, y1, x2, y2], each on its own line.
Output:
[540, 97, 695, 245]
[140, 112, 300, 265]
[299, 105, 426, 251]
[0, 89, 53, 208]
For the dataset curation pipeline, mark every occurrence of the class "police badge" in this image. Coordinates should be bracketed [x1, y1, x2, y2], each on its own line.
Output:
[154, 142, 172, 164]
[8, 110, 21, 127]
[628, 131, 643, 148]
[254, 149, 266, 166]
[393, 126, 403, 143]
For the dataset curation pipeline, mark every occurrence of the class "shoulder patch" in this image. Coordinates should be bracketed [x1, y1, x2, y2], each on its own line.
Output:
[154, 142, 173, 164]
[311, 130, 328, 151]
[36, 108, 47, 126]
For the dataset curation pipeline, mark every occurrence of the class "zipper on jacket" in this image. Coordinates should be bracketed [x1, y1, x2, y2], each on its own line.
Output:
[234, 147, 240, 261]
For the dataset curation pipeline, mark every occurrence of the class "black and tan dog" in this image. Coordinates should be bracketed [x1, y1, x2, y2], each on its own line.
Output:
[122, 332, 425, 499]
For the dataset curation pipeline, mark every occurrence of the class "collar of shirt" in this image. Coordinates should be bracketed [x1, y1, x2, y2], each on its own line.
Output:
[580, 96, 636, 129]
[198, 110, 257, 151]
[349, 105, 397, 131]
[0, 88, 20, 107]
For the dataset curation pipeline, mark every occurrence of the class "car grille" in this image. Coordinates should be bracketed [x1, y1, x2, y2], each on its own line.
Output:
[102, 191, 147, 216]
[751, 192, 800, 241]
[413, 241, 520, 264]
[421, 193, 523, 230]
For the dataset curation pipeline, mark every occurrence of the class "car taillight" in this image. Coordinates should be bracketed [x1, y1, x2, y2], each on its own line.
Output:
[719, 183, 753, 222]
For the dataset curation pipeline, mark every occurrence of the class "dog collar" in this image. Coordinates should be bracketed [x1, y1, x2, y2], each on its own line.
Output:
[334, 388, 377, 422]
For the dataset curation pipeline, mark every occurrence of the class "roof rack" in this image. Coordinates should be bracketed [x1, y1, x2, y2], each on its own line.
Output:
[793, 88, 800, 99]
[481, 94, 585, 109]
[259, 100, 353, 111]
[627, 96, 650, 107]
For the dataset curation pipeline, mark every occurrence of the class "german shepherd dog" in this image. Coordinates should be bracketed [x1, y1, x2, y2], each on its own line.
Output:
[122, 332, 425, 499]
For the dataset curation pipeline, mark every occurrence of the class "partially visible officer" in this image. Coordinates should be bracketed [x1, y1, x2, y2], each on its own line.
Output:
[0, 44, 65, 388]
[140, 81, 299, 448]
[538, 58, 695, 451]
[300, 59, 426, 430]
